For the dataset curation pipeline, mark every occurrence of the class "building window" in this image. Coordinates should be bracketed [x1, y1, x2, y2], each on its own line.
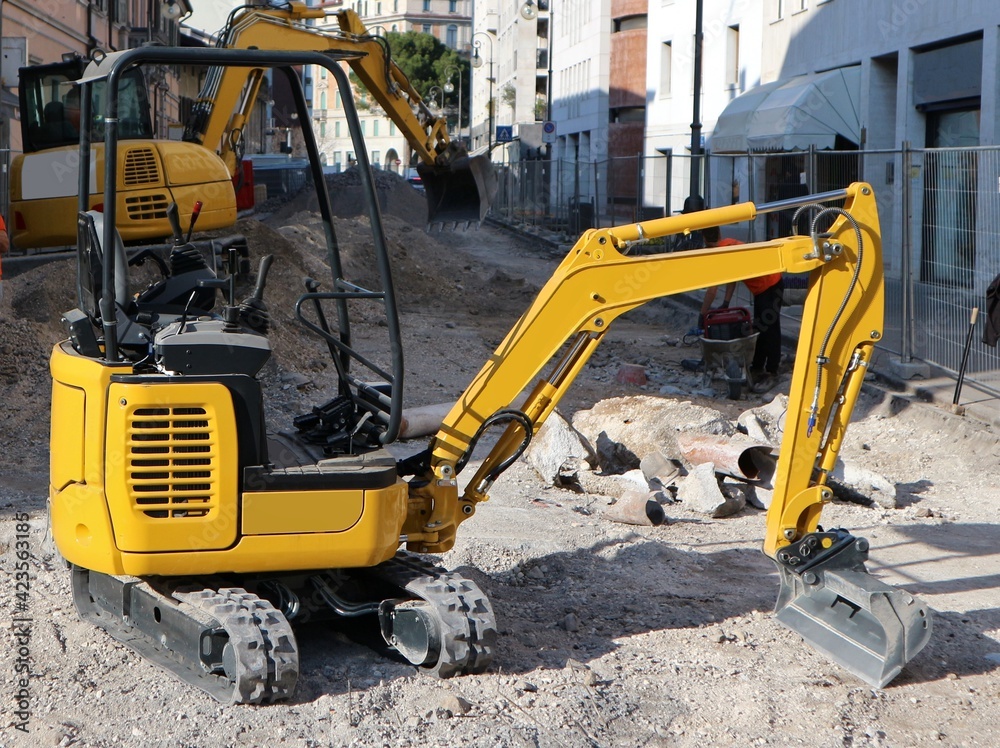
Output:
[423, 0, 430, 10]
[320, 67, 327, 79]
[774, 0, 784, 20]
[446, 24, 457, 48]
[660, 41, 672, 96]
[372, 150, 380, 166]
[335, 91, 342, 109]
[320, 121, 326, 138]
[449, 0, 457, 11]
[423, 23, 432, 34]
[333, 150, 342, 164]
[374, 119, 380, 136]
[335, 121, 341, 137]
[390, 122, 396, 135]
[320, 91, 327, 109]
[361, 120, 366, 136]
[726, 26, 740, 87]
[394, 0, 398, 11]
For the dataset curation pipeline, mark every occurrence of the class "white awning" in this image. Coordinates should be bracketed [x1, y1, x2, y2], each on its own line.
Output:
[709, 67, 861, 153]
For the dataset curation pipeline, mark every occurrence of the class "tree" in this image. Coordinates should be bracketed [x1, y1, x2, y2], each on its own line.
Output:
[384, 31, 470, 128]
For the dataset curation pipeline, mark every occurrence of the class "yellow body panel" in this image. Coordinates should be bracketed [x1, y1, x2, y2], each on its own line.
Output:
[120, 482, 408, 576]
[50, 382, 87, 491]
[242, 489, 364, 535]
[105, 381, 239, 553]
[11, 141, 236, 249]
[49, 340, 409, 576]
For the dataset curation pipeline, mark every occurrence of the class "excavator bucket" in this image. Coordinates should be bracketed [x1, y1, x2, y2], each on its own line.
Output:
[774, 543, 932, 688]
[419, 154, 497, 227]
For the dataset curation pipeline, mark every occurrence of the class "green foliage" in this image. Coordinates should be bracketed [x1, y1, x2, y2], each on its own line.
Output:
[385, 31, 470, 127]
[500, 83, 516, 111]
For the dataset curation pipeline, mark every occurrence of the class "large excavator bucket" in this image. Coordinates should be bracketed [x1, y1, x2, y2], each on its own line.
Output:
[419, 154, 497, 227]
[773, 533, 932, 688]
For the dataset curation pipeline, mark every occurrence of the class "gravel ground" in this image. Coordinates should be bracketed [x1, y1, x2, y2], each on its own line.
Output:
[1, 183, 999, 747]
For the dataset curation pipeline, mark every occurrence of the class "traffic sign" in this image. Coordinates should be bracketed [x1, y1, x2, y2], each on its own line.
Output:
[496, 125, 513, 143]
[542, 120, 556, 143]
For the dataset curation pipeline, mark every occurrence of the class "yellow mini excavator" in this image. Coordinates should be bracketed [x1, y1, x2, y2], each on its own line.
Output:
[48, 46, 931, 704]
[11, 3, 492, 249]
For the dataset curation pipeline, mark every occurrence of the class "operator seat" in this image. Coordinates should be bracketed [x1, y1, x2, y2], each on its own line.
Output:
[77, 210, 130, 320]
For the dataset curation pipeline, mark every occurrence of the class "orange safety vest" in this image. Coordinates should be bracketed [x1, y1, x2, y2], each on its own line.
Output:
[714, 237, 782, 295]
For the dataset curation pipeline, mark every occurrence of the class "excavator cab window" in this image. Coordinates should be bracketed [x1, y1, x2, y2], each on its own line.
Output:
[19, 60, 152, 153]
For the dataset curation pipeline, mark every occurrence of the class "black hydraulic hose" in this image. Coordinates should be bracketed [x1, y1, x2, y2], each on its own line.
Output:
[455, 409, 534, 480]
[800, 206, 866, 436]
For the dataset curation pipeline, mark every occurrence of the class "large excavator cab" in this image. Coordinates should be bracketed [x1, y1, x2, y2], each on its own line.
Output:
[773, 531, 932, 687]
[419, 151, 497, 227]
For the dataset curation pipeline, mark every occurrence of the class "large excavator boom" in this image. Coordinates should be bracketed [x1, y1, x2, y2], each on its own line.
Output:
[187, 2, 494, 226]
[404, 183, 930, 687]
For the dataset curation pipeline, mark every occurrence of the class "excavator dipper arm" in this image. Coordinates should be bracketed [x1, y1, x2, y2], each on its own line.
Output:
[405, 183, 930, 687]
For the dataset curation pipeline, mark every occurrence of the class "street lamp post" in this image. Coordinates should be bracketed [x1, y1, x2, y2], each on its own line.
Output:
[472, 32, 494, 152]
[519, 0, 552, 125]
[443, 64, 462, 142]
[428, 85, 445, 114]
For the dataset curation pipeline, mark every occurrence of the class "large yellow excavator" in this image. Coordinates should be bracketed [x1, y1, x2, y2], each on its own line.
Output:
[10, 3, 492, 249]
[49, 46, 931, 705]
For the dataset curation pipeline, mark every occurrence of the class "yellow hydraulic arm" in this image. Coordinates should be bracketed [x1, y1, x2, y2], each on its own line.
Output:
[187, 3, 454, 175]
[405, 182, 929, 688]
[410, 182, 882, 555]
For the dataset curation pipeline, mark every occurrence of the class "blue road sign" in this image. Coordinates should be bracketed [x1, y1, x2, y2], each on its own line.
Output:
[496, 125, 513, 143]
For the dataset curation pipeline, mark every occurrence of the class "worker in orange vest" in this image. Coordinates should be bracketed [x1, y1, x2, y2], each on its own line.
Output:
[701, 225, 784, 392]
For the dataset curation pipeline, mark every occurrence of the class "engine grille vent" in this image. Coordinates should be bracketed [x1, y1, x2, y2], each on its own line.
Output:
[127, 406, 218, 519]
[122, 147, 160, 185]
[124, 193, 169, 220]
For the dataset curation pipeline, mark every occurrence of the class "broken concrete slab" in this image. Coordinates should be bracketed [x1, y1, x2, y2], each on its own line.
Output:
[830, 459, 898, 509]
[595, 431, 641, 475]
[676, 462, 745, 518]
[737, 394, 789, 447]
[525, 409, 597, 485]
[572, 396, 735, 466]
[639, 451, 685, 488]
[746, 484, 774, 510]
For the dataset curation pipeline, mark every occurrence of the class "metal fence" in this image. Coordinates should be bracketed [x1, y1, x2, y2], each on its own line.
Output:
[493, 145, 1000, 395]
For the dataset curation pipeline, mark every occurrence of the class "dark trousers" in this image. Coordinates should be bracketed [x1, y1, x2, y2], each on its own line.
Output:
[751, 280, 784, 374]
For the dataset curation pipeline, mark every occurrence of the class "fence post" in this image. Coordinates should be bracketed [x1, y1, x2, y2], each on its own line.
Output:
[747, 153, 756, 243]
[609, 157, 617, 228]
[807, 144, 817, 193]
[704, 149, 712, 207]
[901, 141, 913, 363]
[664, 149, 673, 217]
[635, 152, 643, 222]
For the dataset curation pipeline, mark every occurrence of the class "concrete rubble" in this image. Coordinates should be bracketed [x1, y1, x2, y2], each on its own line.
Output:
[524, 394, 898, 520]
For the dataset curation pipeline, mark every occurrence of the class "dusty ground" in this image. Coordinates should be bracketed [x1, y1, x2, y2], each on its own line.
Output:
[1, 177, 1000, 747]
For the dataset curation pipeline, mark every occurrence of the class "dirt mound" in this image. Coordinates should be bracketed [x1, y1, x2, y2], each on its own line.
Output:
[270, 167, 429, 227]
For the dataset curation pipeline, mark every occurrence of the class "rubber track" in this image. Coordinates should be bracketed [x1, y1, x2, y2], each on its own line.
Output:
[366, 553, 497, 678]
[173, 586, 299, 704]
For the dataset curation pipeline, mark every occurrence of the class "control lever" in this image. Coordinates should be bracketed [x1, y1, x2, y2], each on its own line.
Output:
[166, 202, 184, 245]
[186, 200, 204, 243]
[239, 255, 274, 334]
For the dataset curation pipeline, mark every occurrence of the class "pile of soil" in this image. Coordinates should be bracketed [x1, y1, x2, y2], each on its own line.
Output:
[269, 167, 429, 228]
